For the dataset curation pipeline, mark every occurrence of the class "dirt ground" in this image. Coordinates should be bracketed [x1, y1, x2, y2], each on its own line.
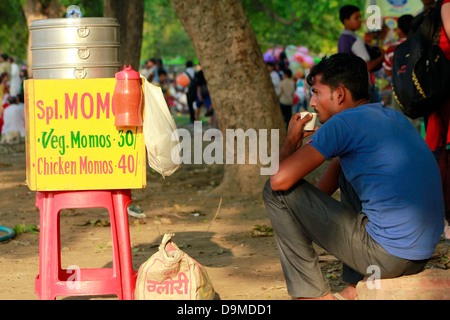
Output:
[0, 121, 448, 300]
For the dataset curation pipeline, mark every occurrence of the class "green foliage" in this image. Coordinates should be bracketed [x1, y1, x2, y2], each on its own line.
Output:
[140, 0, 196, 64]
[59, 0, 103, 18]
[13, 224, 39, 235]
[141, 0, 367, 63]
[0, 0, 368, 68]
[0, 1, 28, 63]
[0, 0, 103, 63]
[242, 0, 366, 55]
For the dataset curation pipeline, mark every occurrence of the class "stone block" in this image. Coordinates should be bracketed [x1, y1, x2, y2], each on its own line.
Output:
[356, 269, 450, 300]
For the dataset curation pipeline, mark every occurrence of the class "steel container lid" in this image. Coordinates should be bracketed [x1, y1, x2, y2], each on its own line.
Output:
[30, 17, 119, 29]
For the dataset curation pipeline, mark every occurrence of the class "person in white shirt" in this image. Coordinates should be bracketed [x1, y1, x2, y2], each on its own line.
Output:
[267, 62, 280, 94]
[140, 59, 156, 82]
[278, 68, 296, 128]
[1, 95, 25, 144]
[8, 57, 21, 97]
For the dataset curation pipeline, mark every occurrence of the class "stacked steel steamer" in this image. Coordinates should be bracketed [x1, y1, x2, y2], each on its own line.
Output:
[30, 8, 121, 80]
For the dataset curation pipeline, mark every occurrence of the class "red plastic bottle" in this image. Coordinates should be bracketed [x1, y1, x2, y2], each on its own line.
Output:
[113, 65, 143, 126]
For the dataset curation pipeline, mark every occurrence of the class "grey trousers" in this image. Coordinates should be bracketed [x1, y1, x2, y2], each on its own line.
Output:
[262, 174, 428, 298]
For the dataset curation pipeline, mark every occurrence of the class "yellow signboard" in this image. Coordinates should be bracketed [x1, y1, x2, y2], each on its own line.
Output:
[25, 78, 146, 191]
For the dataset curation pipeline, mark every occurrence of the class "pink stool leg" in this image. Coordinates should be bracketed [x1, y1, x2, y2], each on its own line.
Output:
[36, 192, 59, 300]
[112, 190, 136, 300]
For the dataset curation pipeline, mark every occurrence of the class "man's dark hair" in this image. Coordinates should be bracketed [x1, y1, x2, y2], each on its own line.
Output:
[339, 5, 360, 24]
[306, 53, 369, 102]
[158, 68, 167, 76]
[283, 68, 292, 78]
[186, 60, 193, 68]
[8, 95, 18, 105]
[397, 14, 414, 36]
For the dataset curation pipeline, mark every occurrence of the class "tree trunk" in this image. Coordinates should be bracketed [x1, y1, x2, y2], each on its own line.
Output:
[172, 0, 285, 194]
[104, 0, 144, 70]
[21, 0, 64, 78]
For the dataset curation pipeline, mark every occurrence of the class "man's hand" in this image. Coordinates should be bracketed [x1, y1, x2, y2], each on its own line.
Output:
[271, 112, 324, 191]
[287, 112, 317, 149]
[279, 112, 318, 162]
[271, 119, 325, 191]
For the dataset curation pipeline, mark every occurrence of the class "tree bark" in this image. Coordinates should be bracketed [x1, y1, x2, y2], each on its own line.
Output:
[104, 0, 144, 70]
[172, 0, 285, 194]
[22, 0, 64, 77]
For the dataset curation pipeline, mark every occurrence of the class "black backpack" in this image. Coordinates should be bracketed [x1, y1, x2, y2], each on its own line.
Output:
[391, 0, 450, 119]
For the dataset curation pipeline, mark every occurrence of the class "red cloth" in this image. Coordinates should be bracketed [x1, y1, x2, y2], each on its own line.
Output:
[440, 0, 450, 60]
[426, 0, 450, 151]
[0, 102, 10, 135]
[425, 107, 450, 151]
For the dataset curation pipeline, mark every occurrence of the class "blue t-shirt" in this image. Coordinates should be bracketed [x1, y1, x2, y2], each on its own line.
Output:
[308, 103, 444, 260]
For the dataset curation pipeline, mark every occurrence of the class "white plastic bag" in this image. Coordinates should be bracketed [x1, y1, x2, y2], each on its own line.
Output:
[141, 76, 181, 177]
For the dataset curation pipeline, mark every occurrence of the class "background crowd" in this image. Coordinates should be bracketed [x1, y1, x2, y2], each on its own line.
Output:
[265, 1, 437, 132]
[0, 53, 27, 145]
[139, 58, 216, 128]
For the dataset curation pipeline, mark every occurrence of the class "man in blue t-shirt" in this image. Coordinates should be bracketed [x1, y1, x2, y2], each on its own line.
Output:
[263, 53, 444, 300]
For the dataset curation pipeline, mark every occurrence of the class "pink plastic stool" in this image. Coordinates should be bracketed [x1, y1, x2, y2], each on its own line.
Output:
[34, 189, 137, 300]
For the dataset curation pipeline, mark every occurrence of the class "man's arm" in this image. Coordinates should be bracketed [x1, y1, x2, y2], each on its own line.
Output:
[366, 51, 385, 72]
[270, 112, 326, 191]
[277, 80, 284, 98]
[315, 157, 341, 195]
[271, 144, 326, 191]
[351, 36, 385, 72]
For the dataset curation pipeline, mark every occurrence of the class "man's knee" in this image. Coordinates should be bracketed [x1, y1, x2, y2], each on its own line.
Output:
[263, 178, 312, 210]
[263, 178, 312, 200]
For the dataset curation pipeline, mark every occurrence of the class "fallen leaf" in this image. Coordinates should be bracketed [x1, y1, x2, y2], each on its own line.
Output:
[76, 219, 110, 227]
[250, 225, 273, 237]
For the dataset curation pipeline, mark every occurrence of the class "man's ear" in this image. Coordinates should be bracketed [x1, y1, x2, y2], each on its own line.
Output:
[335, 86, 346, 105]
